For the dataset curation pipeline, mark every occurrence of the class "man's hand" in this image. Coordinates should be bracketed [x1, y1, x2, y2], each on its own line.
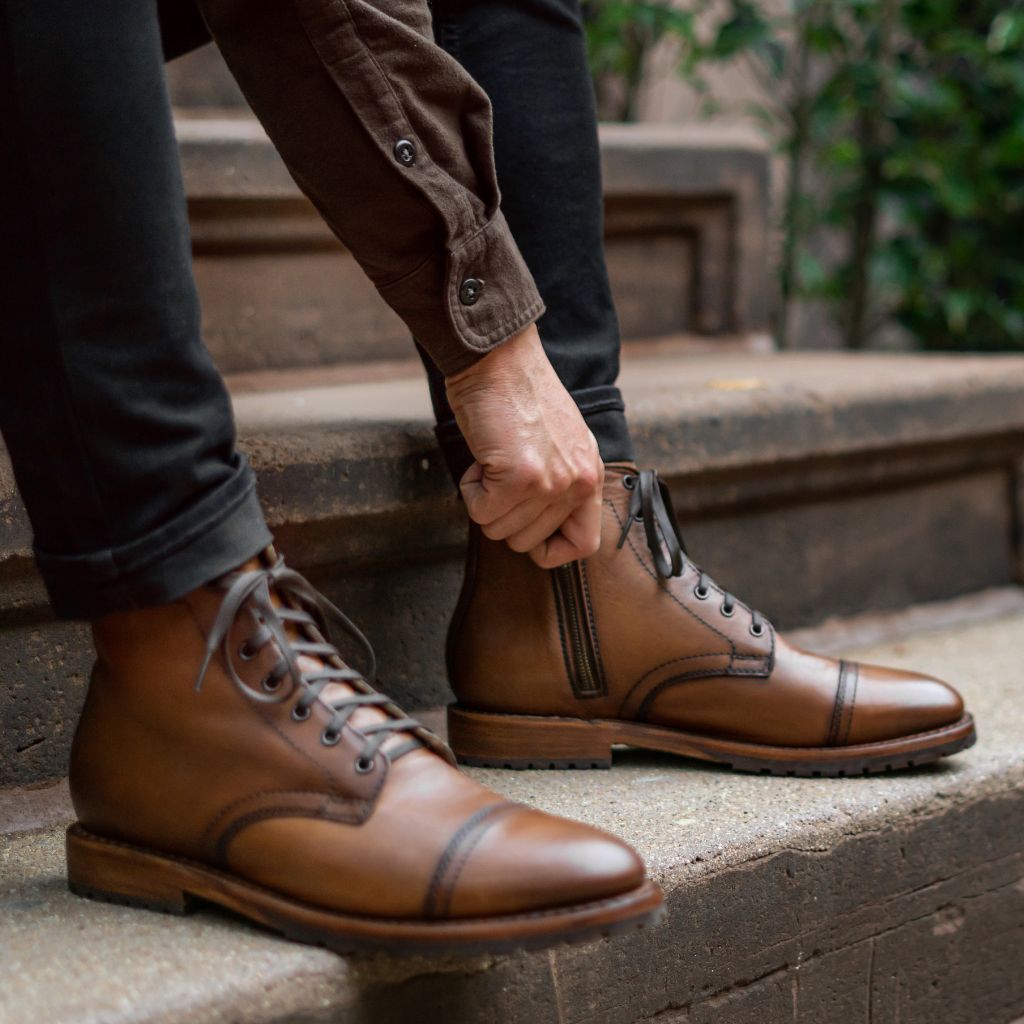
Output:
[445, 325, 604, 568]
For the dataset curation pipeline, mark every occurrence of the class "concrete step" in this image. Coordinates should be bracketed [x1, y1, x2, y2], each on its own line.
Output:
[2, 596, 1022, 1024]
[177, 116, 773, 373]
[2, 350, 1024, 787]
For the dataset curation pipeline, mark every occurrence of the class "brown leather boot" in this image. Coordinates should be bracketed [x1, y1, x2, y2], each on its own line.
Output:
[66, 550, 662, 956]
[447, 466, 976, 776]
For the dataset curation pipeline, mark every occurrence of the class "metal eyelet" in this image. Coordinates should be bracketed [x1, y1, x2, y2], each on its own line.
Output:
[238, 641, 258, 661]
[321, 729, 341, 747]
[694, 585, 710, 600]
[261, 675, 281, 693]
[720, 603, 735, 618]
[622, 474, 636, 490]
[354, 755, 375, 774]
[291, 704, 311, 722]
[750, 622, 765, 638]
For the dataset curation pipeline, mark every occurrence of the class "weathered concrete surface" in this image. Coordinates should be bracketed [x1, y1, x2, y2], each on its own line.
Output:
[2, 351, 1024, 784]
[2, 603, 1022, 1024]
[176, 117, 771, 371]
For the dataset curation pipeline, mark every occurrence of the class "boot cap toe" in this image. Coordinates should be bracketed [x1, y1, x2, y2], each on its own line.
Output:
[846, 662, 965, 745]
[444, 806, 647, 919]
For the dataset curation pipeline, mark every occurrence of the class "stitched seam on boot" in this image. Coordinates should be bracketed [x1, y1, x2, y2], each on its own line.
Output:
[635, 658, 777, 721]
[423, 802, 519, 919]
[201, 789, 371, 858]
[839, 663, 860, 746]
[827, 660, 850, 746]
[214, 800, 372, 864]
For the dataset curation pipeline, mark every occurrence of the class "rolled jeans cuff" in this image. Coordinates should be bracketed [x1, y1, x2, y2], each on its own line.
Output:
[434, 384, 636, 485]
[35, 454, 273, 621]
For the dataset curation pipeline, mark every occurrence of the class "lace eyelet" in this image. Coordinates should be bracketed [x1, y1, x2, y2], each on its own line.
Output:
[354, 755, 375, 774]
[694, 585, 710, 600]
[321, 728, 341, 747]
[750, 622, 765, 638]
[720, 603, 735, 618]
[238, 640, 258, 661]
[622, 474, 636, 490]
[261, 675, 281, 693]
[291, 704, 311, 722]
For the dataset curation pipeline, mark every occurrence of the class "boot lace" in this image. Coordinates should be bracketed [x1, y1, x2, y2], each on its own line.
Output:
[195, 556, 427, 769]
[617, 469, 767, 636]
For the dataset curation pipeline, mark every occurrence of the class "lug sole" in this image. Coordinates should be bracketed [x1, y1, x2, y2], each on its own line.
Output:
[65, 824, 664, 957]
[448, 706, 977, 777]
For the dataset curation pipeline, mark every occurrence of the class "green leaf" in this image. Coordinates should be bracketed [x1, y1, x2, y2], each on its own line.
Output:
[988, 10, 1024, 52]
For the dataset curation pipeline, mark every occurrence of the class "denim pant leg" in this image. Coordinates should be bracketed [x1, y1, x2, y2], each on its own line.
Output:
[423, 0, 636, 481]
[0, 0, 271, 620]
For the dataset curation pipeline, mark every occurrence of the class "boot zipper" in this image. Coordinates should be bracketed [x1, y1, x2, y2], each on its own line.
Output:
[551, 562, 606, 698]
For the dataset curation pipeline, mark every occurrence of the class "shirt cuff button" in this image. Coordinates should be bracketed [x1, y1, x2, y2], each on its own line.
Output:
[458, 277, 484, 306]
[393, 139, 417, 166]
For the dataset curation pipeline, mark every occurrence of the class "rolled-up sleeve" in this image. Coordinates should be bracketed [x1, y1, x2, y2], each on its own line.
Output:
[196, 0, 545, 376]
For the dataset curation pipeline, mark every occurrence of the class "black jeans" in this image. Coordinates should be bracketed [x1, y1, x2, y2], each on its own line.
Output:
[0, 0, 272, 620]
[425, 0, 635, 480]
[0, 0, 632, 620]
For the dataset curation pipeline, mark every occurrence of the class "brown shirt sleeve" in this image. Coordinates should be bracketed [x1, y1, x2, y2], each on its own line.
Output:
[195, 0, 545, 377]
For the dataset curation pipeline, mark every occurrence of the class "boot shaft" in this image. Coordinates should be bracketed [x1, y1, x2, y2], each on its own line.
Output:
[447, 465, 773, 721]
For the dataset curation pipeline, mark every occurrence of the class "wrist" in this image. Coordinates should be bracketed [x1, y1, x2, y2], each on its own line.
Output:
[445, 324, 544, 401]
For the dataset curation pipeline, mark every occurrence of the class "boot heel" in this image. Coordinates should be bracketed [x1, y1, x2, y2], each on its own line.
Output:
[447, 706, 614, 769]
[66, 824, 195, 915]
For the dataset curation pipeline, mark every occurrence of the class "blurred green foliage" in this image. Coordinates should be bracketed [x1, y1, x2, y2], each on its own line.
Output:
[584, 0, 1024, 351]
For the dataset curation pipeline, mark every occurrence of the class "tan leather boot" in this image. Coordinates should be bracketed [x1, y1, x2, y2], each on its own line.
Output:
[66, 551, 662, 956]
[447, 466, 975, 776]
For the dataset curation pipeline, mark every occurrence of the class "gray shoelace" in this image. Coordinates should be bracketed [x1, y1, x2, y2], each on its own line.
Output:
[195, 556, 422, 768]
[618, 469, 767, 636]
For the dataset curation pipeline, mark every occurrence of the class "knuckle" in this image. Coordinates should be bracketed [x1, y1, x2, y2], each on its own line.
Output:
[577, 462, 601, 492]
[516, 459, 544, 489]
[552, 462, 577, 493]
[549, 466, 571, 494]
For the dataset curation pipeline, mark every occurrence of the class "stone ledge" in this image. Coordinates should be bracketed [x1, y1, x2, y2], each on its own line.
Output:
[3, 350, 1023, 589]
[3, 602, 1023, 1024]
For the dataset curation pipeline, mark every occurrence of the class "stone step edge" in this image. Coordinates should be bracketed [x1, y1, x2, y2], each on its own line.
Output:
[1, 350, 1023, 601]
[7, 349, 1021, 520]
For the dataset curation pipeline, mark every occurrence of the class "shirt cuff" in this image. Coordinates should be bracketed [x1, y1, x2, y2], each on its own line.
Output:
[377, 209, 546, 378]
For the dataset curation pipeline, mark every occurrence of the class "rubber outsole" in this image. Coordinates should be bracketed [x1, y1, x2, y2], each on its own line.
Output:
[448, 707, 977, 778]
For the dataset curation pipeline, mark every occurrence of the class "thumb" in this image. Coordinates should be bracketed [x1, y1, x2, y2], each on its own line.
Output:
[459, 462, 492, 524]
